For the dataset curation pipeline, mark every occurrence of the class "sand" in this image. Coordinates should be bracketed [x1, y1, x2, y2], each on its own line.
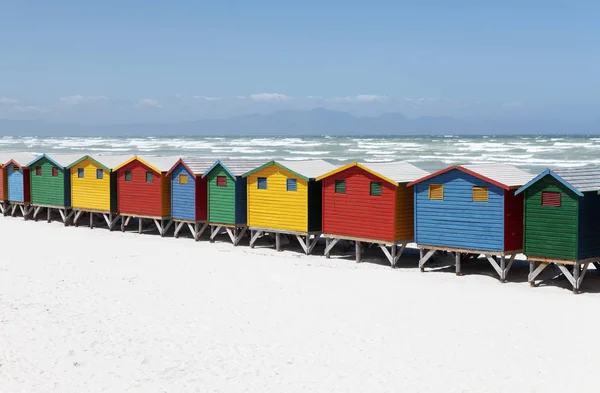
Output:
[1, 217, 599, 393]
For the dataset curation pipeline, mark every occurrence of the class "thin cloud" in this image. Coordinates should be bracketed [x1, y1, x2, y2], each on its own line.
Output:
[11, 105, 50, 113]
[0, 97, 18, 105]
[333, 94, 388, 103]
[191, 95, 222, 101]
[59, 95, 108, 105]
[135, 98, 162, 108]
[502, 101, 523, 108]
[247, 93, 291, 102]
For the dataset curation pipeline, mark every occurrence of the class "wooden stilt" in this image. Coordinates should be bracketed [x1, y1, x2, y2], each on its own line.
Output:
[296, 235, 309, 254]
[355, 241, 361, 263]
[138, 217, 143, 234]
[391, 245, 397, 268]
[196, 222, 208, 241]
[307, 234, 320, 254]
[90, 212, 94, 229]
[324, 238, 340, 258]
[249, 230, 262, 248]
[573, 263, 580, 294]
[275, 232, 281, 251]
[529, 261, 536, 287]
[234, 227, 247, 246]
[455, 252, 461, 276]
[225, 228, 236, 244]
[210, 225, 221, 243]
[47, 207, 51, 223]
[174, 221, 184, 238]
[419, 249, 436, 271]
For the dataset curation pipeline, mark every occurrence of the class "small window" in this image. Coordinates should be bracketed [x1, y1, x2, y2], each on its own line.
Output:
[96, 169, 103, 179]
[146, 172, 153, 183]
[472, 186, 489, 202]
[335, 180, 346, 194]
[125, 171, 132, 181]
[52, 167, 58, 177]
[370, 182, 382, 196]
[178, 174, 188, 184]
[286, 178, 297, 191]
[216, 176, 227, 187]
[257, 177, 267, 189]
[429, 184, 444, 200]
[78, 168, 84, 178]
[542, 191, 561, 207]
[35, 166, 41, 176]
[12, 165, 19, 172]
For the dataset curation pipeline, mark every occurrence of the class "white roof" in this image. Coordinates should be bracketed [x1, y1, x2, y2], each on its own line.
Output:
[360, 161, 429, 183]
[136, 155, 181, 172]
[277, 159, 337, 179]
[462, 163, 534, 188]
[0, 152, 37, 166]
[85, 155, 137, 170]
[35, 154, 89, 168]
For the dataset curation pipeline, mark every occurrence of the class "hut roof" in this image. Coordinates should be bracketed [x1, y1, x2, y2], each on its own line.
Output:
[27, 153, 88, 168]
[113, 155, 181, 174]
[515, 167, 600, 197]
[167, 157, 217, 176]
[407, 163, 533, 190]
[0, 152, 37, 167]
[66, 155, 136, 171]
[316, 161, 428, 185]
[201, 159, 271, 178]
[242, 159, 336, 181]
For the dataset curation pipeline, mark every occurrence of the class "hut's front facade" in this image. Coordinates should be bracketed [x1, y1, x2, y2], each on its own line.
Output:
[202, 159, 267, 245]
[167, 158, 214, 240]
[0, 152, 35, 217]
[515, 167, 600, 293]
[242, 159, 336, 253]
[67, 155, 130, 229]
[408, 164, 533, 281]
[114, 156, 178, 236]
[316, 161, 428, 266]
[26, 154, 79, 223]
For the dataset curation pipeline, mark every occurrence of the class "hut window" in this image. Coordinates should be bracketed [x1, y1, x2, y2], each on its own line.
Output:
[12, 165, 19, 172]
[78, 168, 84, 178]
[178, 174, 188, 185]
[35, 166, 41, 176]
[472, 186, 489, 202]
[125, 171, 132, 181]
[257, 177, 267, 189]
[370, 182, 382, 196]
[217, 176, 227, 187]
[96, 169, 103, 180]
[428, 184, 444, 200]
[286, 178, 297, 192]
[542, 191, 561, 207]
[52, 167, 58, 177]
[146, 172, 153, 183]
[335, 180, 346, 194]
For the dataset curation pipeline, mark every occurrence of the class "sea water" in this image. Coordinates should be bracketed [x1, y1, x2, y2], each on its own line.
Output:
[0, 135, 597, 172]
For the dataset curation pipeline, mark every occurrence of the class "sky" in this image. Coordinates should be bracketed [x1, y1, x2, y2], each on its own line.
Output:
[0, 0, 599, 125]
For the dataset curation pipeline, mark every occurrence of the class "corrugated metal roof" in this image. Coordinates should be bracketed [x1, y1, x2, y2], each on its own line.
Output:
[278, 159, 337, 179]
[462, 163, 534, 187]
[136, 155, 181, 172]
[553, 166, 600, 193]
[91, 155, 138, 170]
[40, 153, 90, 168]
[179, 157, 220, 175]
[360, 161, 429, 183]
[217, 159, 271, 176]
[0, 152, 37, 166]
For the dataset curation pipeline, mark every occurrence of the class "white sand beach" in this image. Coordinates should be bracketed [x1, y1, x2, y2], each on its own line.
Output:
[1, 217, 599, 393]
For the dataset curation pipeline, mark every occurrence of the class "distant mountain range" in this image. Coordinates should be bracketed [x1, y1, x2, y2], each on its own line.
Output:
[0, 108, 596, 136]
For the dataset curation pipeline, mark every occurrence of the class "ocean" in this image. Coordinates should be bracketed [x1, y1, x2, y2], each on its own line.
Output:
[0, 135, 597, 172]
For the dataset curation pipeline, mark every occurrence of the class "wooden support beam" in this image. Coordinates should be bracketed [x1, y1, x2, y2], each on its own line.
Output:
[275, 232, 281, 251]
[379, 244, 393, 265]
[47, 207, 51, 223]
[210, 225, 222, 242]
[186, 223, 195, 238]
[249, 230, 262, 248]
[234, 227, 247, 246]
[391, 245, 397, 268]
[528, 261, 550, 285]
[174, 221, 185, 238]
[394, 243, 407, 267]
[102, 213, 111, 227]
[90, 212, 94, 229]
[138, 217, 143, 234]
[324, 238, 339, 258]
[455, 252, 461, 276]
[356, 241, 362, 263]
[485, 254, 503, 278]
[573, 263, 581, 294]
[195, 222, 209, 241]
[307, 234, 320, 254]
[33, 206, 42, 219]
[225, 228, 236, 244]
[296, 235, 308, 254]
[419, 249, 436, 271]
[58, 209, 65, 222]
[556, 264, 576, 289]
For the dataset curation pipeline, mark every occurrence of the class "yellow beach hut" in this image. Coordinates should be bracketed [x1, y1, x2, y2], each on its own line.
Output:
[67, 155, 132, 229]
[242, 159, 336, 254]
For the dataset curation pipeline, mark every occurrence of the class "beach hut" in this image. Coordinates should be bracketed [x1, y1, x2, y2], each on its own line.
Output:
[515, 167, 600, 293]
[0, 152, 35, 217]
[242, 159, 336, 254]
[113, 155, 179, 236]
[26, 154, 81, 224]
[166, 157, 215, 240]
[315, 161, 429, 266]
[407, 164, 533, 281]
[67, 155, 131, 229]
[201, 159, 268, 245]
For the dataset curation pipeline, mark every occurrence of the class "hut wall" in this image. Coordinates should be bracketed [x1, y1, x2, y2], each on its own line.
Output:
[234, 178, 248, 225]
[503, 189, 524, 252]
[523, 175, 578, 260]
[7, 164, 26, 203]
[307, 180, 323, 232]
[577, 191, 600, 260]
[70, 158, 113, 212]
[414, 169, 504, 251]
[207, 165, 236, 225]
[321, 166, 395, 241]
[171, 164, 195, 221]
[394, 184, 414, 241]
[117, 160, 163, 217]
[0, 167, 6, 201]
[247, 165, 308, 232]
[194, 175, 207, 222]
[160, 173, 171, 217]
[30, 157, 66, 207]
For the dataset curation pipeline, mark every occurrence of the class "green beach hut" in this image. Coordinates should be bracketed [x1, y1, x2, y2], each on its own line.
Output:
[201, 159, 268, 245]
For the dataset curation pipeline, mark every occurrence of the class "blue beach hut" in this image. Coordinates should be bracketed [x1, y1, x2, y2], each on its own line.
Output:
[407, 164, 533, 281]
[0, 152, 36, 217]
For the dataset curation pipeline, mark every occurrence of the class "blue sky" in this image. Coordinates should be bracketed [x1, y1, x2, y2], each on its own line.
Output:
[1, 1, 599, 124]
